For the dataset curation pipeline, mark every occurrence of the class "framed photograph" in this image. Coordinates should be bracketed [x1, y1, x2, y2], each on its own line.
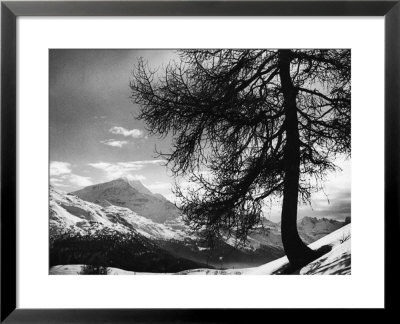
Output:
[1, 0, 398, 321]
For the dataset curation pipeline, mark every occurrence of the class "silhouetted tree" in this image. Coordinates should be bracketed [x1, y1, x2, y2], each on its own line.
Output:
[130, 49, 350, 269]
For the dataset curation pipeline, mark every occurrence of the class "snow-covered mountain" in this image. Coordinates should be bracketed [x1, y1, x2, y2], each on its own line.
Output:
[50, 179, 347, 272]
[71, 177, 180, 224]
[49, 185, 212, 272]
[50, 185, 187, 241]
[297, 216, 345, 243]
[50, 185, 281, 269]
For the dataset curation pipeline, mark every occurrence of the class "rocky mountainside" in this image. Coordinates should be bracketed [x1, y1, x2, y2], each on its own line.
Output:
[71, 178, 179, 223]
[297, 216, 346, 243]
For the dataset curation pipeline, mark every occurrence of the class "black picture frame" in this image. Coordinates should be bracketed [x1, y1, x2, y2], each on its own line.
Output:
[1, 0, 399, 322]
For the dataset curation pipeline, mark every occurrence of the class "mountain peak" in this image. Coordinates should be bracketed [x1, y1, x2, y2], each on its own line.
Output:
[114, 177, 152, 195]
[117, 176, 134, 183]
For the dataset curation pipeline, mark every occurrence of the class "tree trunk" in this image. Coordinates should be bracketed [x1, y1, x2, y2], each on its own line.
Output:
[278, 49, 318, 269]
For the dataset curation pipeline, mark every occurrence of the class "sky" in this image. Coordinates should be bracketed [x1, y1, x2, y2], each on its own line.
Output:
[49, 49, 351, 222]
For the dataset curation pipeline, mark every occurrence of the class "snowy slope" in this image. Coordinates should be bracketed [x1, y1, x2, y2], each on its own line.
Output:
[50, 185, 187, 241]
[178, 224, 351, 275]
[50, 265, 169, 275]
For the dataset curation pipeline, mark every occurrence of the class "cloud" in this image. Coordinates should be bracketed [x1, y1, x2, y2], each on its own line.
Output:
[124, 174, 146, 181]
[88, 160, 165, 180]
[109, 126, 144, 138]
[68, 174, 93, 187]
[50, 161, 72, 176]
[50, 177, 69, 187]
[50, 161, 93, 189]
[146, 182, 172, 191]
[100, 139, 128, 148]
[163, 193, 177, 203]
[300, 189, 351, 220]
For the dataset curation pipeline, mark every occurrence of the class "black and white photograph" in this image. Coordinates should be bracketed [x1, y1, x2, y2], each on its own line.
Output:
[49, 49, 351, 276]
